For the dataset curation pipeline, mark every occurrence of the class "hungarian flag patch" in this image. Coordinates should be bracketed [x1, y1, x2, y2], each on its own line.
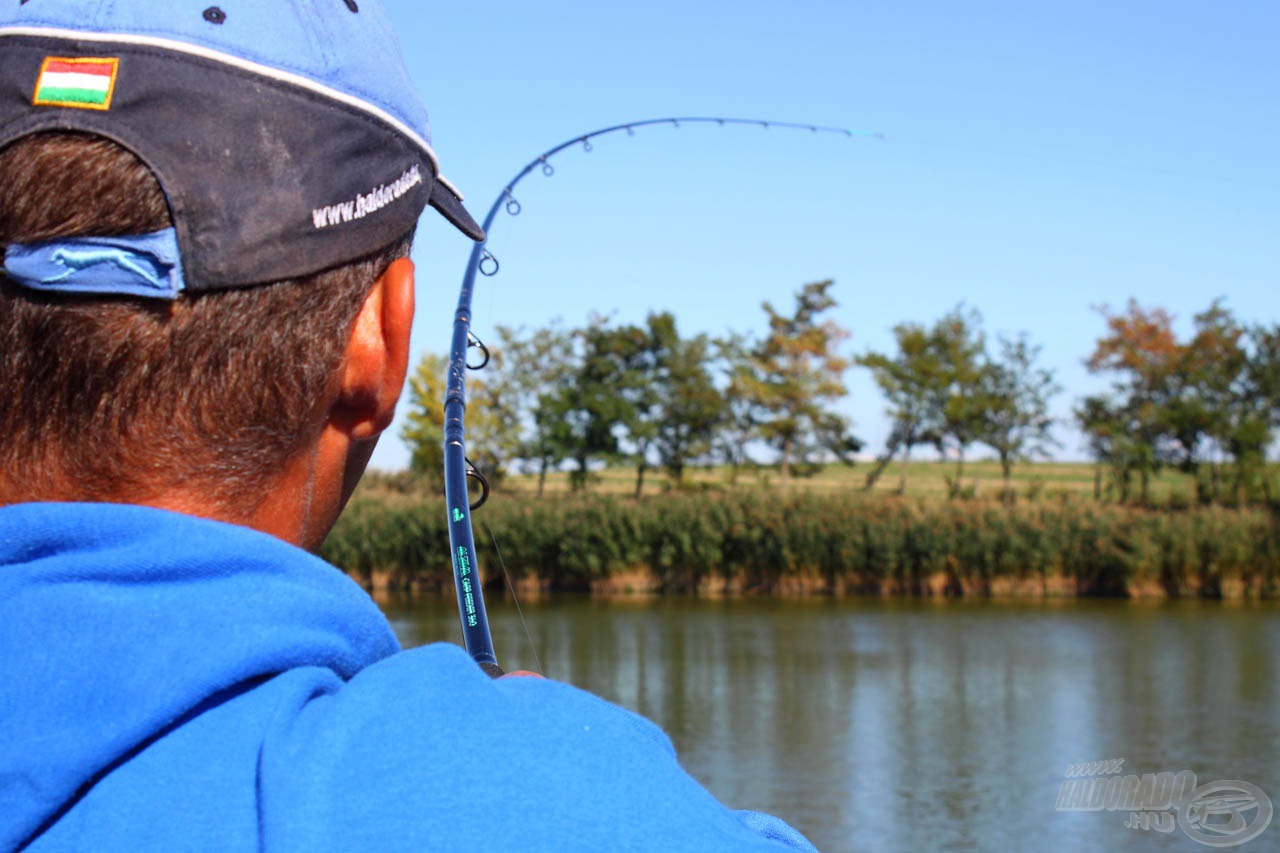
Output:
[33, 57, 120, 110]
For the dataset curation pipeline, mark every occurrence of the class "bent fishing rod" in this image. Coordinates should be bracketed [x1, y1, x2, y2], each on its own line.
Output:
[443, 117, 882, 677]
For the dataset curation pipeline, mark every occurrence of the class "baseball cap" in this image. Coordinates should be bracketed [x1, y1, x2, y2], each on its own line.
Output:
[0, 0, 484, 297]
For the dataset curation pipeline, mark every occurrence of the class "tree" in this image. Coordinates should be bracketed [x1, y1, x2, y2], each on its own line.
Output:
[1076, 394, 1160, 504]
[857, 323, 946, 493]
[1230, 323, 1280, 502]
[859, 306, 992, 498]
[486, 322, 575, 496]
[401, 352, 448, 483]
[1246, 324, 1280, 423]
[460, 371, 514, 489]
[979, 334, 1061, 498]
[1163, 306, 1280, 504]
[540, 317, 642, 491]
[1079, 301, 1181, 503]
[927, 306, 990, 496]
[734, 281, 860, 478]
[401, 352, 505, 488]
[1081, 300, 1276, 505]
[715, 333, 762, 484]
[1171, 302, 1247, 500]
[647, 314, 724, 487]
[602, 318, 662, 499]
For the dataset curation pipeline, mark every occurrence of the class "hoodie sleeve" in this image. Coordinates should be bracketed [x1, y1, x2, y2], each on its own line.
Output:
[257, 643, 818, 852]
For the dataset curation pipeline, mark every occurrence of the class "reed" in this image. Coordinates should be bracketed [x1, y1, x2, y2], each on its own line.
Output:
[321, 490, 1280, 599]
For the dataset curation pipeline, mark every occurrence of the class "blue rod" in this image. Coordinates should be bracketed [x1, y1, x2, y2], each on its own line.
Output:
[442, 117, 881, 674]
[443, 202, 504, 673]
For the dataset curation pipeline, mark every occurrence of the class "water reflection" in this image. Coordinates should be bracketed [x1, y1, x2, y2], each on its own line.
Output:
[379, 595, 1279, 852]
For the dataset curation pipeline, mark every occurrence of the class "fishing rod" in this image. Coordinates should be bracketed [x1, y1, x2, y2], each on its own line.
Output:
[443, 117, 883, 676]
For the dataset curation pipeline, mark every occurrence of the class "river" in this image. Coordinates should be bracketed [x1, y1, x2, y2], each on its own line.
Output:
[379, 595, 1279, 852]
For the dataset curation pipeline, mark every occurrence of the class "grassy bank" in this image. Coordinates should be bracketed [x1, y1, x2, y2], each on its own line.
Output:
[322, 489, 1280, 599]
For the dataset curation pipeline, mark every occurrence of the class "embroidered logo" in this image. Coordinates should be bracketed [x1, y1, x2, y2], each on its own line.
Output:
[33, 57, 120, 111]
[311, 165, 424, 230]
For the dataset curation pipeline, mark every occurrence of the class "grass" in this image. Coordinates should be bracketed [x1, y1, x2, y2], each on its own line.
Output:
[487, 459, 1246, 504]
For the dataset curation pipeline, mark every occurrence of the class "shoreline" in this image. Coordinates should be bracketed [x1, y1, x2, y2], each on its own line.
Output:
[357, 567, 1278, 601]
[326, 491, 1280, 604]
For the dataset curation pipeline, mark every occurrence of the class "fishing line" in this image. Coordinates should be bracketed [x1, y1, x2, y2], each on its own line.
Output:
[444, 116, 883, 676]
[484, 521, 544, 677]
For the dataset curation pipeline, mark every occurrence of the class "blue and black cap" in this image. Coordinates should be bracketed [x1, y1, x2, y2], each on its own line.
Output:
[0, 0, 484, 298]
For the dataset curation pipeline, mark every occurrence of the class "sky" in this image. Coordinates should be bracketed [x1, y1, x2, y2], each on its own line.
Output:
[369, 0, 1279, 471]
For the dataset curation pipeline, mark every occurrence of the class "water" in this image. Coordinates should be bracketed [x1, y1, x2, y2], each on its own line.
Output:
[380, 595, 1280, 852]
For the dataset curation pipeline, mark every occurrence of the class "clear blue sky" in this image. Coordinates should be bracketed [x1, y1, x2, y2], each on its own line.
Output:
[370, 0, 1279, 471]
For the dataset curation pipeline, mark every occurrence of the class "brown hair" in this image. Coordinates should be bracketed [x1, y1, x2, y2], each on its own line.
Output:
[0, 133, 412, 511]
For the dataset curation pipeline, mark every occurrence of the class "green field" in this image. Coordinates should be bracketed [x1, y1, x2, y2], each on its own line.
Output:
[480, 459, 1269, 505]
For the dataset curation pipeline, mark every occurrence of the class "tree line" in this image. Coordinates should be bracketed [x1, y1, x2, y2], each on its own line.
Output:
[400, 283, 1280, 505]
[1079, 300, 1280, 504]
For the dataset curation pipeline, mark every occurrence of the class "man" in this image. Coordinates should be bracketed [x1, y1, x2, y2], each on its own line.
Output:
[0, 1, 816, 850]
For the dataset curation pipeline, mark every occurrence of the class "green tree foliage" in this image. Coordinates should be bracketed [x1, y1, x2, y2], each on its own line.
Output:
[1223, 321, 1280, 502]
[402, 296, 1272, 508]
[927, 306, 990, 495]
[1170, 302, 1246, 499]
[733, 280, 860, 478]
[859, 307, 1027, 498]
[715, 332, 761, 483]
[1242, 324, 1280, 502]
[857, 323, 946, 493]
[540, 316, 644, 491]
[400, 351, 504, 488]
[400, 352, 448, 483]
[562, 312, 733, 497]
[1078, 301, 1180, 503]
[611, 318, 665, 499]
[460, 376, 513, 489]
[490, 315, 725, 496]
[1076, 395, 1160, 504]
[979, 334, 1061, 497]
[645, 313, 724, 488]
[486, 322, 575, 495]
[1077, 299, 1277, 505]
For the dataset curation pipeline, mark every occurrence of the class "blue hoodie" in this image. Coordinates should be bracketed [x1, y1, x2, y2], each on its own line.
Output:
[0, 503, 816, 852]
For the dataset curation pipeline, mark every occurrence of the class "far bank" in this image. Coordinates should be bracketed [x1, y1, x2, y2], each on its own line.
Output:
[322, 489, 1280, 601]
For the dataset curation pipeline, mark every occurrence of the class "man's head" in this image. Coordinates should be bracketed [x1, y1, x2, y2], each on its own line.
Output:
[0, 2, 483, 547]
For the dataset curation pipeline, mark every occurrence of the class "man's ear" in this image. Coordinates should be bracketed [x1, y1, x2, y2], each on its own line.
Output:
[333, 257, 416, 440]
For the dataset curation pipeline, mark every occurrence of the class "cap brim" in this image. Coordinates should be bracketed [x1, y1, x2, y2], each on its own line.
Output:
[429, 180, 486, 242]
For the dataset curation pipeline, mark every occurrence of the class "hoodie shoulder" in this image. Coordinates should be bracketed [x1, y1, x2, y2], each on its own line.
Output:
[259, 643, 816, 851]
